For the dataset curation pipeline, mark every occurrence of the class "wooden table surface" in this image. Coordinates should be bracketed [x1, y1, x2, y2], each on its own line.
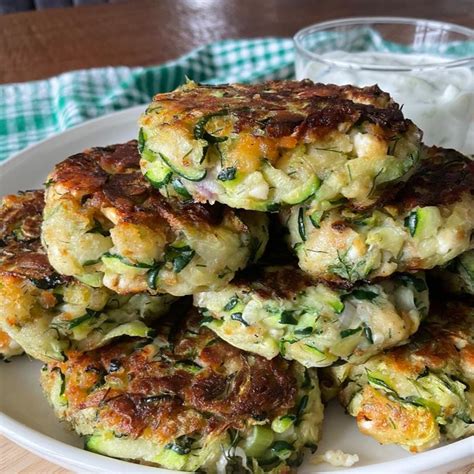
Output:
[0, 0, 473, 84]
[1, 0, 473, 472]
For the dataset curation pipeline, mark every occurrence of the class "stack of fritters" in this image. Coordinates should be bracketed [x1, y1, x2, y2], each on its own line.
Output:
[1, 79, 473, 471]
[42, 141, 268, 295]
[137, 80, 473, 455]
[0, 190, 177, 362]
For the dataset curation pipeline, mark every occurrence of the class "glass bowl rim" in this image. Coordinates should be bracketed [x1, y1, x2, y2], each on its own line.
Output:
[294, 16, 474, 71]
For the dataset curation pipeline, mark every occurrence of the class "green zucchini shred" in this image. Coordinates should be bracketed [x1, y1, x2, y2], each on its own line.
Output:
[164, 245, 196, 273]
[343, 288, 378, 301]
[68, 309, 101, 330]
[217, 166, 237, 181]
[404, 211, 418, 237]
[297, 207, 306, 241]
[340, 327, 362, 338]
[171, 178, 192, 200]
[230, 312, 249, 326]
[363, 323, 374, 344]
[138, 128, 146, 153]
[193, 110, 229, 143]
[294, 326, 313, 336]
[280, 310, 298, 325]
[146, 264, 163, 291]
[223, 296, 239, 312]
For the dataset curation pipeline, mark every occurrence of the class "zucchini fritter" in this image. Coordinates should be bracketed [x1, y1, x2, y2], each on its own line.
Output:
[194, 266, 429, 367]
[334, 299, 474, 452]
[430, 250, 474, 296]
[284, 146, 474, 284]
[0, 190, 175, 362]
[42, 141, 268, 296]
[41, 309, 323, 473]
[139, 80, 421, 211]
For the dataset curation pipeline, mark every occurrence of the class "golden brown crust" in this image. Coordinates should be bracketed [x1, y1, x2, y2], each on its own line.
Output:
[0, 190, 66, 284]
[233, 263, 356, 297]
[0, 250, 60, 282]
[48, 309, 297, 442]
[380, 299, 474, 378]
[336, 298, 474, 452]
[50, 140, 231, 230]
[152, 80, 410, 140]
[232, 265, 315, 299]
[383, 146, 474, 210]
[356, 385, 437, 452]
[0, 190, 44, 243]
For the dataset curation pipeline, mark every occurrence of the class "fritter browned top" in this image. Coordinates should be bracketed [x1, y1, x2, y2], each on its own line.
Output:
[233, 265, 315, 299]
[150, 80, 412, 139]
[49, 140, 233, 230]
[0, 190, 43, 242]
[385, 146, 474, 211]
[46, 309, 298, 442]
[334, 297, 474, 453]
[0, 190, 66, 284]
[378, 298, 474, 378]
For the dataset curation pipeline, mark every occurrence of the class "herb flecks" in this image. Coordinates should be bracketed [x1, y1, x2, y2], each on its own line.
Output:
[164, 245, 196, 273]
[298, 207, 306, 241]
[217, 166, 237, 181]
[404, 211, 418, 237]
[230, 312, 249, 326]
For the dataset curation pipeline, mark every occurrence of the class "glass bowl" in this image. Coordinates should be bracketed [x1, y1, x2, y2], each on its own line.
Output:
[294, 17, 474, 153]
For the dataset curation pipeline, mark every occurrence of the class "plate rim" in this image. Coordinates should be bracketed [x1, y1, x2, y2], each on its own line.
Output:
[0, 104, 146, 172]
[2, 410, 472, 473]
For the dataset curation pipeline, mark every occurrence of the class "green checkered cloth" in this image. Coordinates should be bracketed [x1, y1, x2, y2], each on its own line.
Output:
[0, 38, 294, 163]
[1, 33, 472, 163]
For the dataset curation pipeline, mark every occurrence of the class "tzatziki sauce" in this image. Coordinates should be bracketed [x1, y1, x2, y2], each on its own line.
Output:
[296, 52, 474, 154]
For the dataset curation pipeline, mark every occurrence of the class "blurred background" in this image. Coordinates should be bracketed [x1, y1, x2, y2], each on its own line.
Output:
[0, 0, 472, 84]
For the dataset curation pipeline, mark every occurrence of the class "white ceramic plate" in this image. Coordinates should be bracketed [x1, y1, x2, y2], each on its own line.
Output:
[0, 106, 472, 473]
